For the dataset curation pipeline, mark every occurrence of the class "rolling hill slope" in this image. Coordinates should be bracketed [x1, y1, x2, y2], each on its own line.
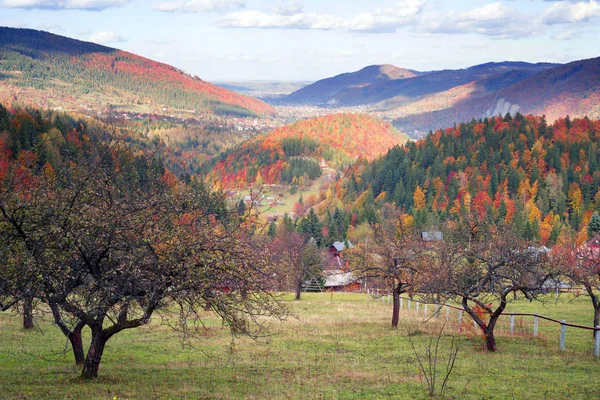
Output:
[205, 113, 408, 188]
[0, 27, 275, 117]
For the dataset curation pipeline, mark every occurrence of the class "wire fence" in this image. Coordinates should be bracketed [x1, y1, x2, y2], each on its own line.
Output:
[367, 290, 600, 356]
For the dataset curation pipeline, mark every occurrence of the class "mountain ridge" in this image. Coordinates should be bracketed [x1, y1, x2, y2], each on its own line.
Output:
[281, 61, 559, 107]
[0, 27, 275, 117]
[393, 56, 600, 133]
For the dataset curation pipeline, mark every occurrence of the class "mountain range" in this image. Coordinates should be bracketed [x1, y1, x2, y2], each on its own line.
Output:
[280, 58, 600, 135]
[0, 27, 274, 117]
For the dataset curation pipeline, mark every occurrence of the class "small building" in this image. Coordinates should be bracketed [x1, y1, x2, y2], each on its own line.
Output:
[421, 231, 443, 242]
[323, 270, 361, 292]
[326, 241, 354, 270]
[329, 241, 353, 258]
[584, 233, 600, 250]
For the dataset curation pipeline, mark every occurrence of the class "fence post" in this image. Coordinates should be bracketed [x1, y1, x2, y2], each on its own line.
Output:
[400, 298, 403, 312]
[416, 302, 420, 313]
[533, 314, 539, 338]
[458, 310, 463, 327]
[510, 314, 515, 335]
[560, 320, 566, 351]
[595, 326, 600, 357]
[446, 306, 450, 322]
[408, 299, 411, 311]
[367, 288, 369, 300]
[434, 304, 440, 318]
[387, 294, 390, 304]
[424, 304, 428, 317]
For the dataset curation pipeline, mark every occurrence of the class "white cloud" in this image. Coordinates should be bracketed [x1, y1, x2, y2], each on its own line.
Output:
[220, 0, 423, 33]
[153, 0, 245, 13]
[348, 0, 424, 33]
[89, 31, 127, 44]
[2, 0, 130, 11]
[423, 2, 539, 39]
[275, 0, 302, 16]
[541, 0, 600, 24]
[220, 10, 345, 30]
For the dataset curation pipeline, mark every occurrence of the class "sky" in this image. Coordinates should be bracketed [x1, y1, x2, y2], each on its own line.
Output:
[1, 0, 599, 82]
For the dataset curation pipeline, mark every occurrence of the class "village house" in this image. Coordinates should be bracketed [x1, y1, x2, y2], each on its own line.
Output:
[322, 241, 360, 292]
[323, 270, 361, 292]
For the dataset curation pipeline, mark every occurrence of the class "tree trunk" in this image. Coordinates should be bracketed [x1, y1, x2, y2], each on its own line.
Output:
[81, 330, 107, 379]
[69, 322, 85, 366]
[392, 284, 400, 328]
[586, 286, 599, 338]
[484, 328, 497, 352]
[462, 295, 505, 352]
[23, 297, 34, 329]
[48, 302, 85, 365]
[295, 278, 302, 300]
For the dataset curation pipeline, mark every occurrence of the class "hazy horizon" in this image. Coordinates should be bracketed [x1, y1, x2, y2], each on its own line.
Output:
[1, 0, 599, 81]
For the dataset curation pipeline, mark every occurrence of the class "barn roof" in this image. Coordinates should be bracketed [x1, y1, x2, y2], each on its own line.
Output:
[421, 231, 443, 242]
[330, 241, 354, 252]
[585, 233, 600, 249]
[324, 270, 357, 288]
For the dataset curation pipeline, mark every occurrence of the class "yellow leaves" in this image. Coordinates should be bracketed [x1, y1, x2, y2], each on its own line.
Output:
[325, 187, 334, 201]
[530, 180, 539, 200]
[43, 162, 56, 182]
[162, 170, 178, 189]
[567, 183, 583, 214]
[449, 198, 462, 216]
[396, 214, 414, 238]
[413, 185, 426, 210]
[576, 229, 588, 247]
[526, 202, 541, 223]
[462, 192, 471, 215]
[375, 191, 386, 203]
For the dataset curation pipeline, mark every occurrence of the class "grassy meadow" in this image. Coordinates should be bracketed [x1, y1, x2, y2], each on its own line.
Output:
[1, 293, 599, 399]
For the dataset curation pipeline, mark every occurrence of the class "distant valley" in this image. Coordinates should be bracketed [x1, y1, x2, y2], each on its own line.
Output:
[215, 81, 311, 100]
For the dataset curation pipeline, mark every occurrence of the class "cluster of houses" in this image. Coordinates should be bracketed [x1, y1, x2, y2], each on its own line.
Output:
[306, 232, 446, 293]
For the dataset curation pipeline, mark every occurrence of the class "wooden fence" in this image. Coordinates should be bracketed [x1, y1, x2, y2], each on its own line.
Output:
[367, 290, 600, 356]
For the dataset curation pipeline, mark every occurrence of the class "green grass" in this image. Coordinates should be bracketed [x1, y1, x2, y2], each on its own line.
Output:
[1, 293, 600, 399]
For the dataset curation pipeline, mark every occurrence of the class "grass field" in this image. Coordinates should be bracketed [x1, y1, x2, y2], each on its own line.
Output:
[1, 293, 599, 399]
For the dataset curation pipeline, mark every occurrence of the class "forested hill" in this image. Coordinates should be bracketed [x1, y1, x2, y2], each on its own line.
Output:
[206, 113, 408, 188]
[0, 104, 171, 189]
[0, 27, 275, 117]
[338, 114, 600, 243]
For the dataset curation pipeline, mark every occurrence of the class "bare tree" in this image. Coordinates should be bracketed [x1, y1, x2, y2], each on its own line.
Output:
[0, 135, 286, 378]
[420, 225, 558, 351]
[269, 230, 323, 300]
[348, 210, 424, 328]
[403, 320, 462, 397]
[558, 234, 600, 329]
